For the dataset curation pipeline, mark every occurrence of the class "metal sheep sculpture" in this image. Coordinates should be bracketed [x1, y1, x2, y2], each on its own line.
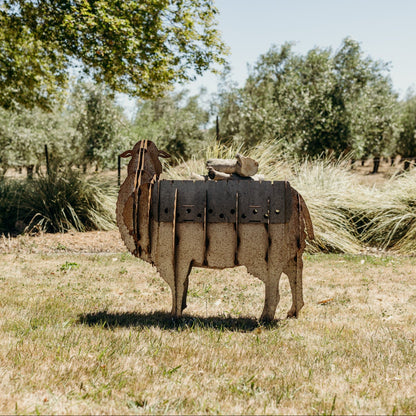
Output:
[116, 140, 314, 321]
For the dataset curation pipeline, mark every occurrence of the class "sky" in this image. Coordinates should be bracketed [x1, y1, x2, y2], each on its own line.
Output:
[121, 0, 416, 116]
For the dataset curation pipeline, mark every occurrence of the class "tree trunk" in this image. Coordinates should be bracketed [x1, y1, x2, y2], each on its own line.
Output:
[404, 159, 412, 171]
[372, 157, 380, 174]
[27, 165, 34, 179]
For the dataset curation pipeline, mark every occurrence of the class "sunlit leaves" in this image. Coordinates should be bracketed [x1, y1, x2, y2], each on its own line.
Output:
[0, 0, 228, 109]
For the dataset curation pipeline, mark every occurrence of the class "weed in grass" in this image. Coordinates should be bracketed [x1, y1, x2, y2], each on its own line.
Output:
[119, 252, 132, 262]
[60, 261, 79, 272]
[127, 398, 147, 410]
[162, 364, 182, 377]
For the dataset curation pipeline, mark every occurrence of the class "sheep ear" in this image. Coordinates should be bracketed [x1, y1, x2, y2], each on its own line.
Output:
[158, 150, 171, 158]
[120, 150, 132, 158]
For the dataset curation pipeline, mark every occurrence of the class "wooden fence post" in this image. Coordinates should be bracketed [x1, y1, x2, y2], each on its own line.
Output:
[118, 154, 121, 186]
[44, 144, 50, 176]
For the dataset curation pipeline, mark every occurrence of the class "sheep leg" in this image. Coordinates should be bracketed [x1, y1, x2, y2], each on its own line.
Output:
[260, 271, 282, 322]
[181, 276, 189, 312]
[159, 268, 186, 317]
[284, 256, 304, 318]
[171, 262, 192, 318]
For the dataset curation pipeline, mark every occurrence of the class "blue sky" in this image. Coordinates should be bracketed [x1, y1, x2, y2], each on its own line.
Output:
[189, 0, 416, 96]
[121, 0, 416, 116]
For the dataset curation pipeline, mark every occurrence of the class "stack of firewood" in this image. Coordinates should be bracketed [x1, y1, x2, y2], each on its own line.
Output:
[193, 154, 264, 181]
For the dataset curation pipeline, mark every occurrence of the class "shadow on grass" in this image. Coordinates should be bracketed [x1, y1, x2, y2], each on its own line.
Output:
[78, 310, 285, 332]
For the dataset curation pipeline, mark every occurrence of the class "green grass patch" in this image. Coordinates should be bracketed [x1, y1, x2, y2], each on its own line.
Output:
[1, 248, 415, 414]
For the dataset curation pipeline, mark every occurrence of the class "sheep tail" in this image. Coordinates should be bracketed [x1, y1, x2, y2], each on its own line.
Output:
[299, 194, 315, 241]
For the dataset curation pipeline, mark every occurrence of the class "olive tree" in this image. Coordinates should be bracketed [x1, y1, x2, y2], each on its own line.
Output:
[130, 89, 210, 161]
[0, 0, 228, 109]
[215, 38, 399, 162]
[395, 91, 416, 168]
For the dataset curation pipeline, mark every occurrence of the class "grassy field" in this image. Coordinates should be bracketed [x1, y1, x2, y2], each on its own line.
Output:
[1, 231, 415, 415]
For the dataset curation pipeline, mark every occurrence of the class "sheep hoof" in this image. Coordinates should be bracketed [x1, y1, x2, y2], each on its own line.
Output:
[286, 308, 298, 318]
[259, 314, 274, 323]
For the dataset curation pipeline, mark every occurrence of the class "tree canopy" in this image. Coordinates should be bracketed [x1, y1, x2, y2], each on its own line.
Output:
[130, 89, 210, 160]
[396, 91, 416, 159]
[215, 38, 399, 159]
[0, 0, 228, 110]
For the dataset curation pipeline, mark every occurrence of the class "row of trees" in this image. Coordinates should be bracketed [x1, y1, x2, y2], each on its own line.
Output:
[0, 82, 213, 175]
[1, 37, 416, 175]
[214, 38, 412, 162]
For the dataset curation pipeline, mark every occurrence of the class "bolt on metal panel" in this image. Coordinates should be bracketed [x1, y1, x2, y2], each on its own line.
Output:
[176, 181, 205, 222]
[237, 181, 272, 223]
[270, 181, 291, 223]
[206, 180, 239, 223]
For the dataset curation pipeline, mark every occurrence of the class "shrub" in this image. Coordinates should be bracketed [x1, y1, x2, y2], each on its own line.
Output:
[0, 179, 27, 234]
[360, 171, 416, 254]
[0, 171, 116, 234]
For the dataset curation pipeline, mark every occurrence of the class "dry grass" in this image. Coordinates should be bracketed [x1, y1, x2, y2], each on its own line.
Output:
[165, 147, 365, 254]
[358, 169, 416, 255]
[1, 231, 416, 415]
[163, 146, 416, 255]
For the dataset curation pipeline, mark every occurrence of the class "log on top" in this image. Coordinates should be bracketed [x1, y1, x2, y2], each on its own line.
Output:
[206, 153, 259, 178]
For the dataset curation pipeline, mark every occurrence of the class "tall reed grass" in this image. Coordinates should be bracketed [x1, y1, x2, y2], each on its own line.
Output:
[0, 171, 116, 234]
[359, 170, 416, 254]
[165, 140, 416, 255]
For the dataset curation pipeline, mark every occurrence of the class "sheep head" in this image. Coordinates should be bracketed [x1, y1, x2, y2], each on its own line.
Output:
[120, 140, 171, 180]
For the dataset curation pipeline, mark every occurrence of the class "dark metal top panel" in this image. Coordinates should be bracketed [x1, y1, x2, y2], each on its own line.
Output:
[206, 180, 240, 223]
[150, 180, 292, 224]
[270, 181, 291, 223]
[238, 181, 271, 223]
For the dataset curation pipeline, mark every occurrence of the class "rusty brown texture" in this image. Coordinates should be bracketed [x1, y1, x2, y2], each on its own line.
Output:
[117, 140, 314, 321]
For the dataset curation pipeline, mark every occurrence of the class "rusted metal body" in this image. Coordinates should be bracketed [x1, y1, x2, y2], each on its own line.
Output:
[116, 140, 314, 321]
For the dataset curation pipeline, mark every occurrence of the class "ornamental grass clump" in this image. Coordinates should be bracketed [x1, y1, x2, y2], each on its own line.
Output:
[22, 171, 116, 233]
[288, 158, 364, 254]
[360, 170, 416, 254]
[0, 179, 27, 234]
[0, 171, 116, 234]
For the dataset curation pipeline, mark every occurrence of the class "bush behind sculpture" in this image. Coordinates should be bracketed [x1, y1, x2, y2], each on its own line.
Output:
[0, 170, 115, 234]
